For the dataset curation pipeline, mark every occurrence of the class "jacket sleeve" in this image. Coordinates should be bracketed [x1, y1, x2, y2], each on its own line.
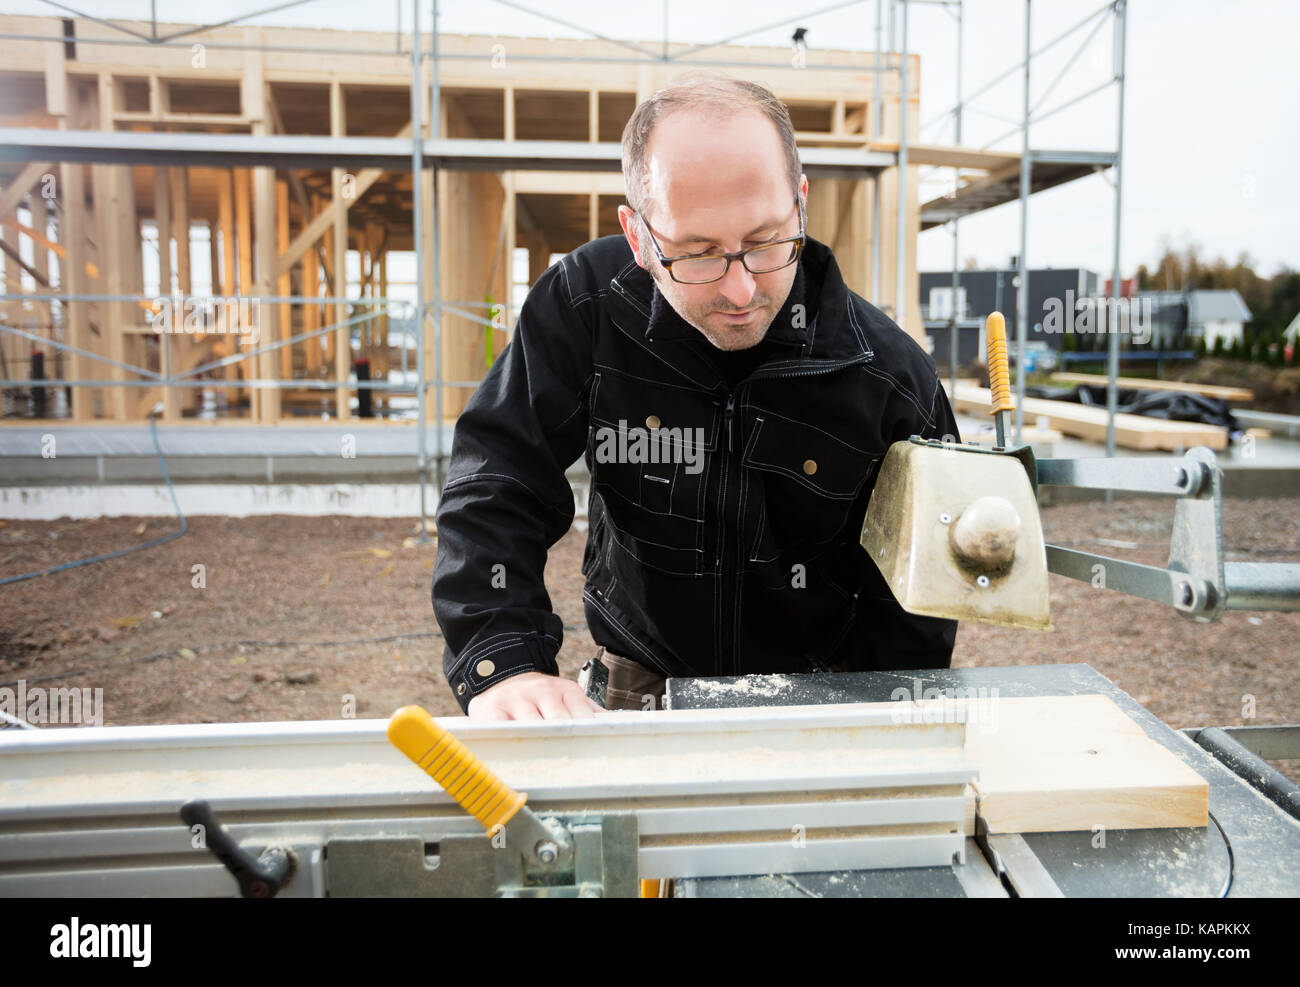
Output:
[851, 347, 962, 672]
[431, 258, 594, 712]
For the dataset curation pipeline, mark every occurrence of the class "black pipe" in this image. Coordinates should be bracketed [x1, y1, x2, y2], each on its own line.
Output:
[1191, 727, 1300, 821]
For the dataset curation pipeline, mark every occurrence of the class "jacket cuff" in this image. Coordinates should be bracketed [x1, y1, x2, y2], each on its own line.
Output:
[447, 634, 560, 714]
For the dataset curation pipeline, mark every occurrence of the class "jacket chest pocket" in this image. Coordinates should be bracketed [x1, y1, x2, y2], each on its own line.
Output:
[587, 371, 720, 575]
[742, 408, 881, 559]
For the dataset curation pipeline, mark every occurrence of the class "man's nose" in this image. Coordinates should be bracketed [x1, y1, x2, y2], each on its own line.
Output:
[716, 259, 757, 309]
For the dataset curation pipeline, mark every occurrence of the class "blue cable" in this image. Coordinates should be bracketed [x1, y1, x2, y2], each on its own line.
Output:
[0, 414, 188, 587]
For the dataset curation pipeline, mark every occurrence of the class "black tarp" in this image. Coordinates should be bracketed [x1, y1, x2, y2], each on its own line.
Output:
[1024, 384, 1243, 439]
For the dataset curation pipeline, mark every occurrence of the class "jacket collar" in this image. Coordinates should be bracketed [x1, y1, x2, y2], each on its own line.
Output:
[610, 235, 871, 364]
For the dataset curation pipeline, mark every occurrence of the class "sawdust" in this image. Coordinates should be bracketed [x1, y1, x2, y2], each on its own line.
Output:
[687, 674, 796, 699]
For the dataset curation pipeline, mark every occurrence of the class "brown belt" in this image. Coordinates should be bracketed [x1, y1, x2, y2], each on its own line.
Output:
[588, 646, 666, 711]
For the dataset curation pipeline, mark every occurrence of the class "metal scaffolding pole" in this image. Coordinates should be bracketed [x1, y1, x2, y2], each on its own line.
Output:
[1106, 0, 1128, 462]
[895, 0, 909, 332]
[412, 0, 430, 543]
[431, 0, 445, 498]
[948, 0, 963, 396]
[871, 0, 883, 305]
[1015, 0, 1031, 444]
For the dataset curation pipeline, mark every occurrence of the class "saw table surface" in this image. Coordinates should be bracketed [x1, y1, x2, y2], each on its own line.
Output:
[667, 664, 1300, 898]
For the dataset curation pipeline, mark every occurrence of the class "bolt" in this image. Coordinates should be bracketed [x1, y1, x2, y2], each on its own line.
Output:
[1174, 466, 1189, 490]
[534, 840, 558, 865]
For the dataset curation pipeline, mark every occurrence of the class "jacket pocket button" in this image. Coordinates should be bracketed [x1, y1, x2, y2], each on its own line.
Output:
[475, 659, 496, 678]
[803, 459, 818, 475]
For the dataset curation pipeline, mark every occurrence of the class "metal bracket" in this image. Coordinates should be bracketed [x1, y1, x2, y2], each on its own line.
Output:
[1038, 447, 1234, 619]
[974, 809, 1064, 898]
[325, 812, 639, 898]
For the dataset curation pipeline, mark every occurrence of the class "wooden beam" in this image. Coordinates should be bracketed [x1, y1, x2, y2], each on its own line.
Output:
[276, 177, 291, 381]
[59, 80, 93, 420]
[1050, 372, 1253, 403]
[273, 121, 411, 280]
[0, 160, 52, 224]
[303, 202, 321, 377]
[235, 166, 254, 416]
[154, 165, 178, 421]
[254, 160, 281, 421]
[951, 384, 1229, 451]
[169, 167, 191, 295]
[95, 74, 128, 420]
[869, 140, 1020, 172]
[218, 169, 239, 405]
[330, 78, 350, 421]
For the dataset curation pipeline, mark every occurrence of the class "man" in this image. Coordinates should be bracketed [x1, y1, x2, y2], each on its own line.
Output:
[432, 72, 960, 721]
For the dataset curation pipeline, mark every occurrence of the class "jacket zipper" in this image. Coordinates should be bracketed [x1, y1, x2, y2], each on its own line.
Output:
[713, 353, 875, 676]
[724, 393, 736, 453]
[609, 273, 877, 677]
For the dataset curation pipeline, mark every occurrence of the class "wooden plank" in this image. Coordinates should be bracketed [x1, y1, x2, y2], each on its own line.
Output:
[953, 384, 1228, 451]
[868, 140, 1019, 172]
[1050, 372, 1253, 403]
[959, 695, 1208, 834]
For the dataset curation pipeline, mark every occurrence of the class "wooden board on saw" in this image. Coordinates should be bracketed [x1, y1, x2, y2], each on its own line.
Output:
[953, 384, 1228, 451]
[1050, 372, 1253, 402]
[954, 694, 1209, 834]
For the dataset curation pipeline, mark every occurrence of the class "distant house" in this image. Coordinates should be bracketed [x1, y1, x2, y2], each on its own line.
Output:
[1187, 290, 1252, 350]
[1283, 310, 1300, 348]
[919, 267, 1099, 366]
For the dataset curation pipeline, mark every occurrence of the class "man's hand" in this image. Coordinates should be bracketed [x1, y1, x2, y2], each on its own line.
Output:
[466, 671, 605, 720]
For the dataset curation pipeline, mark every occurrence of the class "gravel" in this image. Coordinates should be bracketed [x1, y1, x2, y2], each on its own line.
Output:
[1, 497, 1296, 780]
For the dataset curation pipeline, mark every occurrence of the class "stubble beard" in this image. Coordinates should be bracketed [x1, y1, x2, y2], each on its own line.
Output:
[647, 262, 784, 352]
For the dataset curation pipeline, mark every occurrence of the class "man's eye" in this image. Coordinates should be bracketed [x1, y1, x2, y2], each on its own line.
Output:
[690, 238, 771, 257]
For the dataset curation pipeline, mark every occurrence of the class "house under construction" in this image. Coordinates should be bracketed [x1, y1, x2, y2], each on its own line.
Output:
[0, 10, 1112, 426]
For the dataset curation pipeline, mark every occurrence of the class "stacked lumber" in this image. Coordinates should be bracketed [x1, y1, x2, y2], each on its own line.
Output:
[952, 384, 1228, 451]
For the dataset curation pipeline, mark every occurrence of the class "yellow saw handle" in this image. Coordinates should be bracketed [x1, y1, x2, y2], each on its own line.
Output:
[388, 705, 527, 834]
[985, 311, 1013, 416]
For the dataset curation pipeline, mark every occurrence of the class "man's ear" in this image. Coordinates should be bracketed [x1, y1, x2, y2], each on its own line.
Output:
[617, 205, 648, 269]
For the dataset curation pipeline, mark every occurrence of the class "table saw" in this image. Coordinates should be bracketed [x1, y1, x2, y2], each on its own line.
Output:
[0, 313, 1296, 898]
[0, 662, 1296, 897]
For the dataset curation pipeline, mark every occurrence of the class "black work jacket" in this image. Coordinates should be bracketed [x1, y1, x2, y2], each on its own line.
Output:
[433, 233, 960, 713]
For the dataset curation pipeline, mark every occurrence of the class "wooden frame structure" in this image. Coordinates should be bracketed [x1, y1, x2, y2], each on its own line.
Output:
[0, 12, 1035, 424]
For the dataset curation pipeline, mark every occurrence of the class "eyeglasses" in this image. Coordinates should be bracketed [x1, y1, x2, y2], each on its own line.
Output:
[636, 194, 806, 285]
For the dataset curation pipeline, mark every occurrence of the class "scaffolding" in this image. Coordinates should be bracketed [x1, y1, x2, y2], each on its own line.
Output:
[0, 0, 1126, 536]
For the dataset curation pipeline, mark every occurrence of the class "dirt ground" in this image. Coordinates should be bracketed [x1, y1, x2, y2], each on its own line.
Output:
[1, 497, 1297, 782]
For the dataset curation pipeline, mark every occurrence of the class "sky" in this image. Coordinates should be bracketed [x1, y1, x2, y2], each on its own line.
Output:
[3, 0, 1296, 281]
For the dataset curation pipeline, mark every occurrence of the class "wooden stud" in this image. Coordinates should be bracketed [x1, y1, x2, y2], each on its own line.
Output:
[276, 177, 291, 383]
[154, 165, 178, 421]
[304, 192, 321, 378]
[330, 78, 350, 421]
